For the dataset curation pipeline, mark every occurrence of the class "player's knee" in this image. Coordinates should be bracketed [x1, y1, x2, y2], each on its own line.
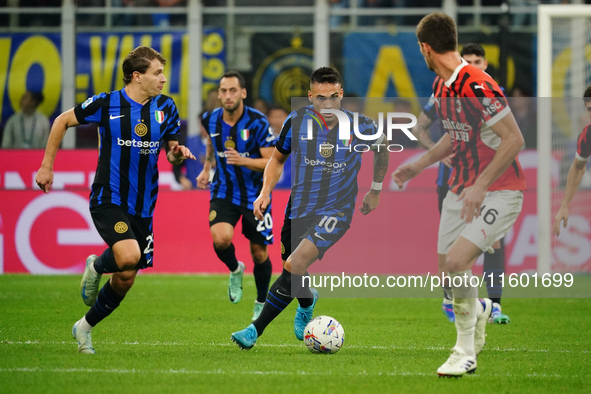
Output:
[289, 256, 308, 276]
[250, 245, 268, 264]
[212, 237, 232, 250]
[115, 250, 141, 271]
[445, 254, 468, 274]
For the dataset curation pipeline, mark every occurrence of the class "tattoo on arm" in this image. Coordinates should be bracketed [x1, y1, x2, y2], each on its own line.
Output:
[205, 138, 214, 164]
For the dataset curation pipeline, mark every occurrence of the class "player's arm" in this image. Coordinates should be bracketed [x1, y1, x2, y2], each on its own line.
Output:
[253, 148, 288, 220]
[166, 140, 196, 165]
[225, 146, 274, 172]
[413, 111, 452, 168]
[392, 132, 453, 189]
[553, 157, 587, 236]
[197, 135, 215, 189]
[35, 108, 80, 193]
[413, 111, 436, 150]
[360, 139, 389, 215]
[460, 111, 524, 223]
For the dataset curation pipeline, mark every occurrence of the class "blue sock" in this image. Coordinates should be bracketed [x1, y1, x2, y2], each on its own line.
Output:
[85, 280, 124, 327]
[93, 248, 120, 274]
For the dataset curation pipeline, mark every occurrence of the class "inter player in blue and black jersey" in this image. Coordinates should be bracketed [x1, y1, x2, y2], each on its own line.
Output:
[231, 67, 390, 350]
[35, 46, 195, 354]
[197, 71, 275, 321]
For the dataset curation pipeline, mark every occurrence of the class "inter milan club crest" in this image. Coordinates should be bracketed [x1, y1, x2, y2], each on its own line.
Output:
[240, 129, 249, 141]
[224, 137, 236, 149]
[319, 142, 333, 158]
[135, 123, 148, 137]
[155, 111, 165, 124]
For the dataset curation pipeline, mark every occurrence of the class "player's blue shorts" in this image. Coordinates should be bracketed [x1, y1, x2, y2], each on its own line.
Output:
[280, 202, 352, 261]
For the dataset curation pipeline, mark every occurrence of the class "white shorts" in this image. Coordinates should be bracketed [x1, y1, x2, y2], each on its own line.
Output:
[437, 190, 524, 255]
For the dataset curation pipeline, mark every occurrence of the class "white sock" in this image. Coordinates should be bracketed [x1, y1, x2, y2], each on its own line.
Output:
[443, 297, 452, 305]
[453, 297, 477, 358]
[231, 264, 242, 274]
[77, 316, 93, 331]
[89, 261, 98, 275]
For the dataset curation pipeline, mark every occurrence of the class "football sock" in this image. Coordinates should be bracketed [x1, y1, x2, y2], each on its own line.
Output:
[484, 239, 505, 301]
[77, 316, 92, 331]
[450, 270, 478, 358]
[296, 271, 314, 309]
[93, 248, 120, 274]
[443, 287, 453, 301]
[85, 280, 125, 327]
[214, 242, 239, 272]
[253, 268, 293, 336]
[452, 297, 478, 358]
[253, 257, 272, 303]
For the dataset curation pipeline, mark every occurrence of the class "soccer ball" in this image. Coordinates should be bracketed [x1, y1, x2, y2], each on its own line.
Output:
[303, 315, 345, 354]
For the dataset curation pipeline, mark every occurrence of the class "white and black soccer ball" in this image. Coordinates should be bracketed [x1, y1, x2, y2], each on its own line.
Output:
[303, 315, 345, 354]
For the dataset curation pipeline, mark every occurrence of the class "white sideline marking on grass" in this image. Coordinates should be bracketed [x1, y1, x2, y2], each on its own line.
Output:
[0, 367, 580, 379]
[1, 340, 588, 354]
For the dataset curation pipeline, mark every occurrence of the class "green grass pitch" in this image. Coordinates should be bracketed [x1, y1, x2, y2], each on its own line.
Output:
[1, 274, 590, 393]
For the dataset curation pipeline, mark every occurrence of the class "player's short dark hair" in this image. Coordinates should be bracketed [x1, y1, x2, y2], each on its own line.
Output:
[221, 71, 246, 89]
[460, 43, 486, 58]
[29, 91, 44, 107]
[584, 85, 591, 102]
[122, 46, 166, 85]
[310, 67, 343, 87]
[416, 12, 457, 54]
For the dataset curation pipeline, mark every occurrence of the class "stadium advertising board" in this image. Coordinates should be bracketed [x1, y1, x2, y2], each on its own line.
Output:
[2, 149, 588, 275]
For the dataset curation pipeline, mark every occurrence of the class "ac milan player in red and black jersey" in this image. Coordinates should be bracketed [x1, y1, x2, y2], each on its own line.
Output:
[393, 12, 526, 377]
[554, 86, 591, 236]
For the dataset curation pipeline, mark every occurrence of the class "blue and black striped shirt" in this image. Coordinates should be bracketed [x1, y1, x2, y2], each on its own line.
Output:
[201, 106, 274, 209]
[74, 88, 180, 218]
[276, 106, 379, 218]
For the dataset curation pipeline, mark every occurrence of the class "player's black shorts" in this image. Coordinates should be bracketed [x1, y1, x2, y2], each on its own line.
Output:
[209, 198, 273, 245]
[90, 204, 154, 270]
[280, 205, 351, 262]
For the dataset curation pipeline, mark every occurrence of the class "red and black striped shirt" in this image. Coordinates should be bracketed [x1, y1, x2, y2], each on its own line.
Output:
[432, 60, 526, 193]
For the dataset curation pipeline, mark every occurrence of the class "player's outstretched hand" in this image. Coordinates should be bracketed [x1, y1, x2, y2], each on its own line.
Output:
[35, 167, 53, 193]
[553, 207, 569, 237]
[392, 163, 420, 190]
[457, 184, 486, 223]
[253, 193, 270, 221]
[170, 142, 196, 161]
[359, 190, 380, 215]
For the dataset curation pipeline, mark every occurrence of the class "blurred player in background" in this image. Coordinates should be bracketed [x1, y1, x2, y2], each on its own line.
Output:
[230, 66, 389, 350]
[197, 71, 276, 321]
[553, 86, 591, 236]
[394, 13, 525, 377]
[413, 42, 511, 325]
[35, 46, 195, 354]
